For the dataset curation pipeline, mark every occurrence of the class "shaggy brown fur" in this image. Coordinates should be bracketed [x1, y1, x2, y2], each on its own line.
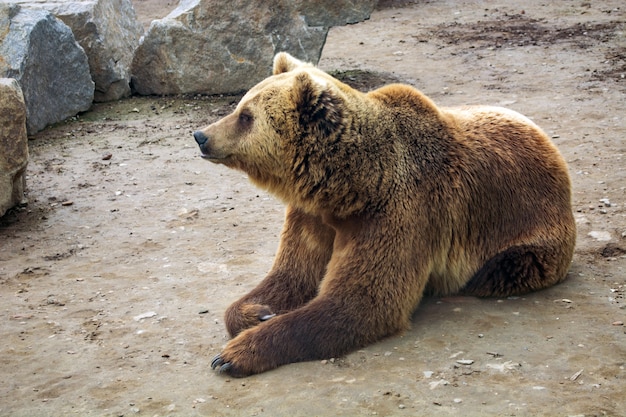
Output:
[193, 52, 576, 377]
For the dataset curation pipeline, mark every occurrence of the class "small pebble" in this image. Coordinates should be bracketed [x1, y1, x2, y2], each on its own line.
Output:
[133, 311, 157, 321]
[61, 201, 73, 206]
[102, 153, 112, 161]
[570, 369, 584, 381]
[612, 321, 624, 326]
[456, 359, 474, 365]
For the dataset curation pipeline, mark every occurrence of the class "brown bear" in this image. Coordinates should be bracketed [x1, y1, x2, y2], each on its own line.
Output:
[193, 52, 576, 377]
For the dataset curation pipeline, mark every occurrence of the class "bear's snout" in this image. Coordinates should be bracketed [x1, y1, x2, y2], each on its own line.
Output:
[193, 130, 208, 146]
[194, 130, 213, 159]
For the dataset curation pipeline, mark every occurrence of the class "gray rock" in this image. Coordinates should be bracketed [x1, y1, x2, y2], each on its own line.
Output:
[299, 0, 377, 26]
[0, 78, 28, 217]
[13, 0, 144, 102]
[131, 0, 377, 96]
[0, 5, 94, 134]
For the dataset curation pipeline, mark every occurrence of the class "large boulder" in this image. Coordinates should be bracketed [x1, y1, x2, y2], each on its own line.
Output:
[0, 78, 28, 217]
[131, 0, 377, 96]
[13, 0, 144, 102]
[0, 4, 94, 134]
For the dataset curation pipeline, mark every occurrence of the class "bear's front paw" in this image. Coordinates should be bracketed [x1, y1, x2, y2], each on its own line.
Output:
[225, 303, 275, 337]
[211, 353, 233, 375]
[211, 352, 252, 378]
[211, 329, 278, 377]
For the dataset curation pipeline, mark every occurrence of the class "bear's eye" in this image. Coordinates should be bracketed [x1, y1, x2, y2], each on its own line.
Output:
[238, 111, 253, 126]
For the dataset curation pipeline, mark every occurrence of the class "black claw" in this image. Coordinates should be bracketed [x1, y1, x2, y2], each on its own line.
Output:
[211, 354, 224, 370]
[218, 363, 232, 374]
[211, 354, 233, 374]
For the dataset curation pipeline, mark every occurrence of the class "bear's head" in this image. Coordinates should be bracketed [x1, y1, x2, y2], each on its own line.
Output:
[194, 53, 370, 216]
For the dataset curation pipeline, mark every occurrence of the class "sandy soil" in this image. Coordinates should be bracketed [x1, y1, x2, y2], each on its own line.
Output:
[1, 1, 625, 416]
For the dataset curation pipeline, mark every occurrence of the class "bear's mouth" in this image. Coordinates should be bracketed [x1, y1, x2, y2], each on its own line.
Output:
[199, 151, 229, 164]
[197, 144, 224, 161]
[200, 153, 219, 161]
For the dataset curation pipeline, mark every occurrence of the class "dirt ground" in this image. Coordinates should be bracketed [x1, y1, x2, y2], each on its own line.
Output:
[1, 0, 625, 416]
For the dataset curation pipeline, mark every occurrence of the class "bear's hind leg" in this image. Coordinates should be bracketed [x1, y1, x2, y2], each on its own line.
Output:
[224, 206, 335, 337]
[459, 243, 573, 298]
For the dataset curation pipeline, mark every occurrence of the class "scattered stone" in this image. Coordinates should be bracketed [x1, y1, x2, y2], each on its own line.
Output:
[0, 78, 28, 217]
[429, 379, 449, 389]
[599, 198, 611, 207]
[588, 231, 611, 242]
[569, 369, 583, 381]
[0, 4, 94, 134]
[101, 153, 112, 161]
[456, 359, 474, 365]
[61, 200, 74, 206]
[486, 361, 521, 372]
[133, 311, 157, 321]
[612, 321, 624, 326]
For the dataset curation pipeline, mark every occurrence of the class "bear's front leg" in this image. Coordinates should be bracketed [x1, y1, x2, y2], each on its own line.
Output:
[224, 206, 335, 336]
[213, 218, 427, 376]
[213, 295, 395, 377]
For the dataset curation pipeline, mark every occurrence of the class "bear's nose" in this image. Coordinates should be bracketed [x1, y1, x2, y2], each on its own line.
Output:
[193, 130, 208, 146]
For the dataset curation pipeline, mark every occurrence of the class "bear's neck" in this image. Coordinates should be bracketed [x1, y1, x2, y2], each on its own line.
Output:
[283, 91, 453, 219]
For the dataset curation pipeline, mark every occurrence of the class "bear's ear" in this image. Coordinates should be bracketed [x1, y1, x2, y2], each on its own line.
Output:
[273, 52, 306, 75]
[292, 72, 343, 136]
